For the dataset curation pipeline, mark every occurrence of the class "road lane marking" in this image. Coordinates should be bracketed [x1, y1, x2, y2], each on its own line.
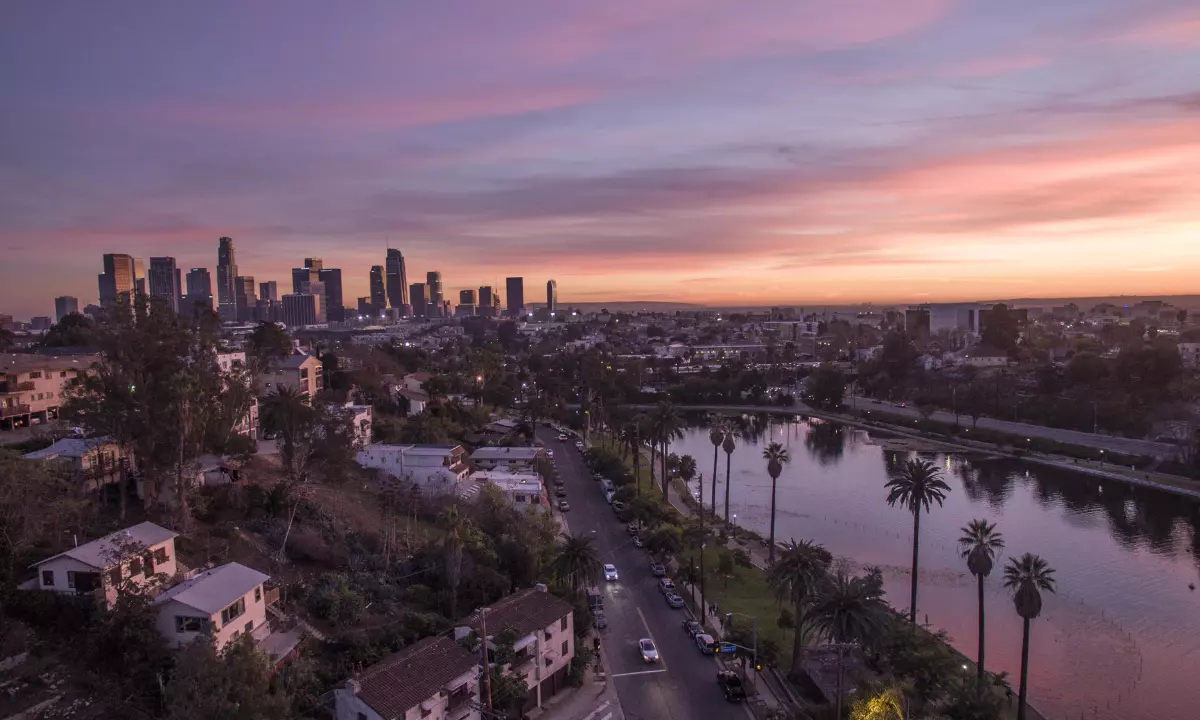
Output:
[635, 606, 668, 672]
[609, 668, 668, 678]
[600, 714, 613, 720]
[579, 701, 610, 720]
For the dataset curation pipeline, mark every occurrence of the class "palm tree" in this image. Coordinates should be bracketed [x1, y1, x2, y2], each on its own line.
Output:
[762, 442, 791, 564]
[651, 401, 684, 498]
[709, 422, 725, 516]
[958, 519, 1005, 696]
[811, 571, 888, 719]
[550, 534, 602, 594]
[442, 505, 467, 618]
[259, 386, 314, 483]
[1003, 553, 1056, 720]
[766, 539, 832, 675]
[885, 458, 951, 624]
[722, 430, 736, 524]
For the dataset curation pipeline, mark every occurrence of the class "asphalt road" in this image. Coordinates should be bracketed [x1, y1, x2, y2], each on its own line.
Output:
[538, 428, 752, 720]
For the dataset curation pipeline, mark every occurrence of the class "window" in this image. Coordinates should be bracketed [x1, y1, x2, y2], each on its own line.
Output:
[244, 620, 253, 634]
[67, 571, 76, 588]
[175, 616, 207, 633]
[41, 570, 53, 586]
[562, 640, 569, 655]
[299, 368, 308, 379]
[154, 547, 169, 563]
[220, 598, 246, 626]
[129, 558, 142, 576]
[515, 494, 526, 503]
[29, 371, 42, 379]
[254, 586, 262, 602]
[560, 617, 568, 631]
[109, 567, 121, 585]
[60, 371, 66, 378]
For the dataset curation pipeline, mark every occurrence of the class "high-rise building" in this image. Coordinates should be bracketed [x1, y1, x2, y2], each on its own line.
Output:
[234, 276, 257, 322]
[546, 279, 557, 314]
[259, 281, 278, 302]
[301, 279, 326, 322]
[132, 258, 147, 297]
[385, 249, 408, 308]
[282, 293, 318, 327]
[54, 296, 79, 322]
[369, 265, 386, 314]
[148, 257, 182, 312]
[291, 266, 317, 294]
[426, 271, 443, 317]
[356, 297, 373, 316]
[216, 237, 238, 321]
[478, 286, 494, 308]
[505, 277, 524, 317]
[184, 268, 213, 311]
[409, 282, 427, 317]
[304, 257, 323, 271]
[98, 253, 136, 308]
[317, 268, 344, 322]
[30, 317, 53, 331]
[459, 289, 477, 306]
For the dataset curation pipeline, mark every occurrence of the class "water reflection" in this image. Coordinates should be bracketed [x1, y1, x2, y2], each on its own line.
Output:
[804, 421, 846, 466]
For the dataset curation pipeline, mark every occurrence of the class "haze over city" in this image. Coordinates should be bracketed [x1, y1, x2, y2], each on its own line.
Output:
[3, 0, 1199, 318]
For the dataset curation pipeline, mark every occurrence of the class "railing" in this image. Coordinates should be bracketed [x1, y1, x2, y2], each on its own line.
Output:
[0, 404, 31, 418]
[264, 586, 281, 606]
[17, 381, 36, 391]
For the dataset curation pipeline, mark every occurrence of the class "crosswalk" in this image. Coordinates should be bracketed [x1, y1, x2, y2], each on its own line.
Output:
[578, 700, 613, 720]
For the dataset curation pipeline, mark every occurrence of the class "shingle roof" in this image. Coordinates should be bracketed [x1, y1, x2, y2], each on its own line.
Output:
[468, 588, 573, 638]
[0, 353, 99, 374]
[470, 446, 541, 461]
[277, 353, 319, 369]
[153, 562, 269, 615]
[33, 522, 177, 570]
[355, 636, 478, 719]
[23, 436, 113, 460]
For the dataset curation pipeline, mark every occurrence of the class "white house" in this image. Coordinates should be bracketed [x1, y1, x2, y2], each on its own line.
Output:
[345, 402, 374, 447]
[28, 522, 178, 608]
[469, 446, 544, 471]
[961, 344, 1009, 368]
[395, 387, 429, 415]
[152, 562, 270, 653]
[402, 372, 432, 392]
[356, 444, 469, 493]
[24, 436, 125, 492]
[332, 636, 480, 720]
[467, 470, 545, 510]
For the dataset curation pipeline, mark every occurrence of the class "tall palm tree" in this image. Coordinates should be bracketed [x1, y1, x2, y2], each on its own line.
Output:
[762, 442, 791, 564]
[651, 401, 684, 498]
[1003, 553, 1056, 720]
[811, 571, 888, 719]
[885, 458, 951, 624]
[766, 539, 832, 675]
[442, 505, 467, 618]
[722, 430, 736, 524]
[958, 519, 1005, 696]
[550, 534, 602, 595]
[709, 422, 725, 516]
[260, 386, 315, 483]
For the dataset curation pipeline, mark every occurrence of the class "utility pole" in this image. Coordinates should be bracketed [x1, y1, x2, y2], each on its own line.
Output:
[480, 608, 494, 713]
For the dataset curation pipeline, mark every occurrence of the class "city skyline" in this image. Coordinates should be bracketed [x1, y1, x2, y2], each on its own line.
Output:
[3, 2, 1200, 318]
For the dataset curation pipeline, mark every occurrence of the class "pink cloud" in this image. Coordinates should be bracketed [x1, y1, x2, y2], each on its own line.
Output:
[947, 54, 1048, 78]
[1112, 10, 1200, 48]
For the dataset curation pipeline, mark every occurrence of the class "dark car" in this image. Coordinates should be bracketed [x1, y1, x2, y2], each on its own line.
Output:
[649, 562, 667, 577]
[555, 487, 567, 497]
[665, 593, 685, 609]
[717, 670, 747, 702]
[682, 620, 702, 638]
[593, 612, 608, 630]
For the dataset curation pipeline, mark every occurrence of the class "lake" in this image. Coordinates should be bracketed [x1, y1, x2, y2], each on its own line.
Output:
[668, 416, 1200, 720]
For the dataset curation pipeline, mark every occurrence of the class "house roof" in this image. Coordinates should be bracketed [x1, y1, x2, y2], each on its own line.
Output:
[33, 522, 177, 570]
[153, 562, 269, 614]
[355, 636, 478, 719]
[0, 353, 100, 375]
[277, 353, 320, 369]
[24, 436, 114, 460]
[405, 371, 433, 382]
[467, 588, 573, 638]
[470, 446, 541, 461]
[396, 388, 429, 402]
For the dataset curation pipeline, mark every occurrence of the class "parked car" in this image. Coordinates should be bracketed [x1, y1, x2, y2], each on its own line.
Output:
[604, 564, 619, 581]
[639, 638, 659, 663]
[593, 612, 608, 630]
[575, 441, 584, 450]
[627, 523, 641, 535]
[717, 670, 747, 701]
[558, 501, 571, 512]
[658, 578, 676, 594]
[695, 633, 716, 654]
[649, 562, 667, 577]
[682, 620, 702, 638]
[555, 487, 567, 497]
[665, 593, 685, 609]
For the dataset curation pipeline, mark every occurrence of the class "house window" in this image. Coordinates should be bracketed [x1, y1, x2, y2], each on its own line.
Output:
[562, 640, 569, 655]
[154, 547, 169, 563]
[560, 617, 568, 631]
[29, 371, 42, 379]
[109, 567, 121, 585]
[129, 558, 142, 576]
[175, 616, 207, 633]
[515, 494, 526, 503]
[220, 598, 246, 626]
[41, 570, 53, 586]
[254, 586, 262, 602]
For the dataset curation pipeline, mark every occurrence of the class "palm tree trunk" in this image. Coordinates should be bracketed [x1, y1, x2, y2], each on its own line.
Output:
[790, 599, 804, 677]
[661, 441, 669, 499]
[1018, 618, 1031, 720]
[976, 573, 986, 696]
[835, 648, 845, 719]
[711, 444, 719, 516]
[723, 452, 732, 524]
[767, 474, 778, 564]
[909, 508, 920, 624]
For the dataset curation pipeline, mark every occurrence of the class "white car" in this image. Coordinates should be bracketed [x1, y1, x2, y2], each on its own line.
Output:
[639, 638, 659, 663]
[604, 564, 619, 581]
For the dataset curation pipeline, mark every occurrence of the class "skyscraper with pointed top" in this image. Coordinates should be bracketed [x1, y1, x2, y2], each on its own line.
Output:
[216, 237, 238, 321]
[385, 248, 408, 308]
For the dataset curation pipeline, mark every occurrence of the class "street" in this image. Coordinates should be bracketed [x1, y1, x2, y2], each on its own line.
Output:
[538, 428, 753, 720]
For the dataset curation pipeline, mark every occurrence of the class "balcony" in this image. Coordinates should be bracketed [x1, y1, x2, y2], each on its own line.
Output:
[0, 404, 31, 419]
[17, 381, 36, 391]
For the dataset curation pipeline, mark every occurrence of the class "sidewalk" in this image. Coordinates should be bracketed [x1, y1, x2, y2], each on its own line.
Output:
[525, 674, 622, 720]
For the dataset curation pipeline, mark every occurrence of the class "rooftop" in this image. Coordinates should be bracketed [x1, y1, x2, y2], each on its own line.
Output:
[34, 522, 177, 570]
[466, 587, 573, 638]
[0, 353, 100, 375]
[276, 353, 320, 369]
[24, 436, 114, 460]
[153, 562, 269, 614]
[470, 446, 542, 461]
[354, 636, 478, 719]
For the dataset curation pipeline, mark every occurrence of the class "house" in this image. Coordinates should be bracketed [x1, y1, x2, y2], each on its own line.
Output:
[462, 587, 576, 711]
[469, 446, 544, 472]
[402, 372, 432, 392]
[1180, 343, 1200, 369]
[395, 387, 429, 416]
[356, 444, 470, 493]
[345, 402, 374, 447]
[466, 470, 545, 510]
[332, 636, 480, 720]
[258, 353, 323, 400]
[153, 562, 270, 653]
[1, 353, 99, 430]
[27, 522, 178, 607]
[961, 344, 1009, 368]
[23, 436, 126, 492]
[217, 351, 259, 439]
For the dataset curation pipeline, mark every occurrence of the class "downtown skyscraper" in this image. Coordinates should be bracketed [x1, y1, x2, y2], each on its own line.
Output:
[216, 237, 238, 321]
[506, 277, 524, 317]
[385, 248, 408, 309]
[147, 256, 182, 312]
[546, 279, 557, 314]
[185, 268, 213, 311]
[369, 265, 386, 314]
[98, 253, 136, 308]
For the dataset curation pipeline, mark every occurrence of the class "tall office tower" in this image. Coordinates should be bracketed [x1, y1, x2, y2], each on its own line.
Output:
[54, 296, 79, 322]
[282, 293, 318, 327]
[478, 286, 493, 308]
[385, 248, 408, 308]
[425, 271, 443, 317]
[184, 268, 213, 311]
[132, 258, 147, 297]
[301, 280, 326, 322]
[98, 253, 136, 307]
[216, 237, 238, 320]
[258, 280, 278, 302]
[147, 257, 182, 312]
[304, 257, 323, 271]
[356, 297, 373, 316]
[456, 289, 477, 318]
[234, 276, 257, 322]
[369, 265, 386, 314]
[317, 268, 344, 322]
[409, 282, 427, 317]
[505, 277, 525, 317]
[291, 266, 318, 294]
[546, 279, 557, 314]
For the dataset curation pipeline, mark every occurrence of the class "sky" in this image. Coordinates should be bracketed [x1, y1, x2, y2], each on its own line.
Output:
[2, 0, 1200, 319]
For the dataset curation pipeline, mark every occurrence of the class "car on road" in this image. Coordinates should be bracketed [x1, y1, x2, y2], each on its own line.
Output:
[638, 638, 659, 663]
[665, 593, 685, 609]
[657, 578, 676, 594]
[558, 501, 571, 512]
[717, 670, 747, 701]
[695, 633, 715, 654]
[574, 441, 584, 450]
[555, 487, 567, 497]
[587, 586, 603, 611]
[604, 564, 619, 581]
[545, 449, 554, 457]
[649, 562, 667, 577]
[593, 612, 608, 630]
[896, 401, 907, 408]
[558, 433, 569, 441]
[682, 620, 702, 638]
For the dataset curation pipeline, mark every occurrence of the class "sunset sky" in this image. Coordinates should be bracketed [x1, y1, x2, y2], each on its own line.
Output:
[2, 1, 1199, 318]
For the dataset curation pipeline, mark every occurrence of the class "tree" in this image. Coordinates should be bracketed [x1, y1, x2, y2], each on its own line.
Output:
[958, 519, 1005, 697]
[1064, 352, 1108, 387]
[40, 312, 96, 348]
[550, 534, 601, 594]
[811, 571, 888, 718]
[717, 551, 735, 588]
[766, 539, 832, 676]
[805, 363, 847, 409]
[164, 635, 292, 720]
[762, 442, 790, 564]
[850, 683, 907, 720]
[880, 330, 919, 386]
[885, 458, 951, 624]
[442, 505, 468, 618]
[1003, 554, 1056, 720]
[245, 322, 292, 376]
[981, 304, 1019, 353]
[0, 451, 83, 582]
[960, 380, 990, 429]
[650, 401, 685, 498]
[708, 422, 725, 515]
[722, 430, 736, 524]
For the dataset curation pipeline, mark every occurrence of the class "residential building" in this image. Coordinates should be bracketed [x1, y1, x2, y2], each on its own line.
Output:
[216, 237, 238, 321]
[318, 267, 345, 322]
[546, 280, 557, 314]
[463, 587, 576, 711]
[24, 436, 126, 492]
[1180, 342, 1200, 369]
[98, 253, 136, 308]
[27, 522, 178, 608]
[153, 562, 271, 653]
[345, 402, 374, 448]
[961, 344, 1009, 368]
[369, 265, 387, 314]
[467, 470, 545, 510]
[410, 282, 428, 318]
[355, 444, 470, 492]
[257, 353, 323, 399]
[385, 248, 408, 309]
[282, 293, 319, 328]
[148, 257, 182, 312]
[185, 268, 213, 311]
[469, 446, 545, 471]
[506, 277, 524, 317]
[1, 353, 98, 429]
[426, 271, 444, 317]
[234, 276, 257, 322]
[332, 636, 480, 720]
[54, 296, 79, 322]
[259, 280, 279, 302]
[217, 351, 259, 439]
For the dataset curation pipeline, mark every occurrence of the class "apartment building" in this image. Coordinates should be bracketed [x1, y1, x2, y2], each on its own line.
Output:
[0, 353, 99, 430]
[257, 353, 323, 400]
[355, 444, 469, 492]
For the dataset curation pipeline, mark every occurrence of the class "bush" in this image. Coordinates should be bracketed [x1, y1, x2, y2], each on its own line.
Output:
[287, 525, 349, 567]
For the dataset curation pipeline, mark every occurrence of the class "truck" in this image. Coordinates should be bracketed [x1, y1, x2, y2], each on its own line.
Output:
[716, 670, 747, 702]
